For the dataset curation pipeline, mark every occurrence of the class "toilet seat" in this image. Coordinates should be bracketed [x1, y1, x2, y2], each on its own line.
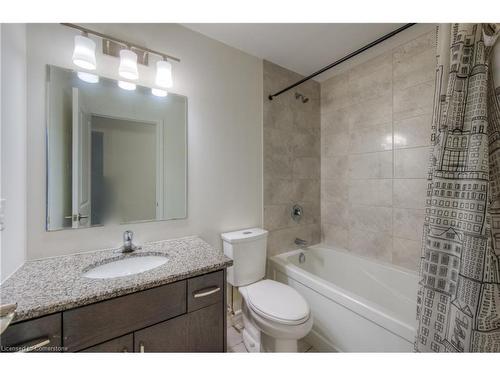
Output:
[241, 279, 310, 326]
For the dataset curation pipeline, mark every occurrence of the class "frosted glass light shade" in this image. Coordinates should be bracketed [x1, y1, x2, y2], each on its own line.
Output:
[155, 60, 173, 88]
[72, 35, 96, 70]
[77, 72, 99, 83]
[119, 49, 139, 80]
[118, 81, 136, 91]
[152, 88, 168, 97]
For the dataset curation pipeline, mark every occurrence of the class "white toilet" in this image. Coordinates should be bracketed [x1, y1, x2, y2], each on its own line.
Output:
[222, 228, 313, 352]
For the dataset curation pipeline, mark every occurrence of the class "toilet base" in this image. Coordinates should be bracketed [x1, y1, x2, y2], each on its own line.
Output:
[261, 332, 298, 352]
[242, 324, 300, 352]
[242, 328, 260, 352]
[241, 302, 261, 352]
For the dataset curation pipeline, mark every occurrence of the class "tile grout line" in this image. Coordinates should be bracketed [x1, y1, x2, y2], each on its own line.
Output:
[323, 143, 432, 158]
[321, 75, 435, 116]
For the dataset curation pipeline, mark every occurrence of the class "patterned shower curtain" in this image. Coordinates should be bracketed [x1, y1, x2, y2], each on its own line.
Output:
[415, 23, 500, 353]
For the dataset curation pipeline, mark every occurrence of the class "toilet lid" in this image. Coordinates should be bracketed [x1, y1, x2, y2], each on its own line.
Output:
[245, 280, 310, 325]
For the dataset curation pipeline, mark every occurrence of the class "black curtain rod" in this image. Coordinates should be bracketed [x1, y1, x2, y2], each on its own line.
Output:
[268, 23, 416, 101]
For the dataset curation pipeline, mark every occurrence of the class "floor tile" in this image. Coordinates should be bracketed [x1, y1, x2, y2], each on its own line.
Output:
[298, 339, 313, 352]
[227, 326, 243, 348]
[229, 342, 248, 353]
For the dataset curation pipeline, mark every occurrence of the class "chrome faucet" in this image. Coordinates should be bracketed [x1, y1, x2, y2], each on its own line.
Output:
[294, 237, 308, 247]
[121, 230, 140, 253]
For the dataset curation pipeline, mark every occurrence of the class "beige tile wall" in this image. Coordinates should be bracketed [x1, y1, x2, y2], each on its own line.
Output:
[321, 30, 436, 271]
[263, 60, 321, 256]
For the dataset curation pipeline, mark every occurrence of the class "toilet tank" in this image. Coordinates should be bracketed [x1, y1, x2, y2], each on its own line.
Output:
[221, 228, 268, 287]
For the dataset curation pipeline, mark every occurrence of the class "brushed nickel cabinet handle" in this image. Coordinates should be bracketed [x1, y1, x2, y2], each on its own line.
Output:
[193, 286, 221, 298]
[16, 337, 51, 352]
[139, 342, 145, 353]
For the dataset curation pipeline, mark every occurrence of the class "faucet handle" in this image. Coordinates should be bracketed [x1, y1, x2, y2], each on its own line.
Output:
[120, 230, 140, 253]
[123, 230, 134, 242]
[121, 230, 140, 253]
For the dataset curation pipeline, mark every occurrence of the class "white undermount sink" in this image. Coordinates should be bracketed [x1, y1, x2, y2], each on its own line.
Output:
[83, 255, 168, 279]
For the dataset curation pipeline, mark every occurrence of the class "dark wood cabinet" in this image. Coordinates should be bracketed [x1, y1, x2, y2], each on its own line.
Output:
[81, 334, 133, 353]
[134, 315, 188, 352]
[63, 280, 186, 352]
[0, 313, 62, 353]
[1, 269, 226, 353]
[188, 302, 224, 352]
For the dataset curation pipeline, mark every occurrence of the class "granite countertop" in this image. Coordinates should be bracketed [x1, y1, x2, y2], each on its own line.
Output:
[0, 236, 232, 323]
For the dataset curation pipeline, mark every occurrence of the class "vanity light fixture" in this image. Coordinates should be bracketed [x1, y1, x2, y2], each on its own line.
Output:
[62, 24, 180, 89]
[72, 33, 97, 70]
[151, 88, 168, 97]
[119, 49, 139, 80]
[155, 59, 173, 89]
[77, 71, 99, 83]
[118, 80, 136, 91]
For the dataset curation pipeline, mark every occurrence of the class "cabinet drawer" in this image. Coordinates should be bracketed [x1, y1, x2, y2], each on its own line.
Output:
[63, 280, 186, 351]
[81, 334, 133, 353]
[187, 270, 224, 312]
[0, 313, 62, 352]
[134, 315, 188, 352]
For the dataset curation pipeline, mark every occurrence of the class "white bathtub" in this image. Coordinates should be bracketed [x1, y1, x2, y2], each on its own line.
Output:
[270, 245, 420, 352]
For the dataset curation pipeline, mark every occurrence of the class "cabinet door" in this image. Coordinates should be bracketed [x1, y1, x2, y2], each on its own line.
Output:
[63, 280, 186, 351]
[80, 334, 133, 353]
[188, 302, 224, 352]
[0, 313, 62, 353]
[134, 315, 187, 352]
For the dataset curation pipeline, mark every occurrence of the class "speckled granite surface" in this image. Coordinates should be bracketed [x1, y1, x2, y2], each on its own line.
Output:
[0, 236, 232, 323]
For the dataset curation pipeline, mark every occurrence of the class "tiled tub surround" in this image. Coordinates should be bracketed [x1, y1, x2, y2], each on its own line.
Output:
[0, 236, 232, 323]
[263, 60, 321, 256]
[321, 29, 436, 271]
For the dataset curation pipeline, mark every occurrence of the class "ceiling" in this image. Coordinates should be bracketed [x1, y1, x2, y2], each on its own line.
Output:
[182, 23, 405, 81]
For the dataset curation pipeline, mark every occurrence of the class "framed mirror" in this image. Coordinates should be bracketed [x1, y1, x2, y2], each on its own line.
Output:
[46, 65, 187, 231]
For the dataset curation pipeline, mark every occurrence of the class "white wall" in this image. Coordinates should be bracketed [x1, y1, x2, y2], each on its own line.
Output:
[27, 23, 263, 259]
[0, 24, 27, 282]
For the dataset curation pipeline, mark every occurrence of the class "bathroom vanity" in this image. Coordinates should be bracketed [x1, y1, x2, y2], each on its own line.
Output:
[0, 63, 232, 353]
[0, 237, 232, 352]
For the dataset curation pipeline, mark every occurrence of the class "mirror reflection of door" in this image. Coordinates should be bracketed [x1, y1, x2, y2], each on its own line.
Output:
[71, 87, 91, 228]
[72, 89, 159, 227]
[46, 65, 187, 231]
[90, 115, 158, 224]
